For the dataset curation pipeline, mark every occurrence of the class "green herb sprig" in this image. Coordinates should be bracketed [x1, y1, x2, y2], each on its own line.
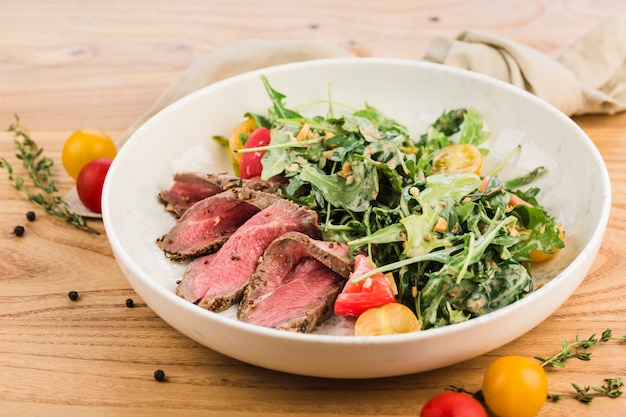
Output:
[539, 329, 625, 404]
[548, 377, 624, 403]
[536, 329, 614, 368]
[0, 115, 99, 234]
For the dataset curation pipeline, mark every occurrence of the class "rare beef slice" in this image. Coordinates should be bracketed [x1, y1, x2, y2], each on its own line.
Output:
[176, 199, 321, 311]
[159, 171, 282, 217]
[156, 188, 280, 261]
[238, 231, 352, 332]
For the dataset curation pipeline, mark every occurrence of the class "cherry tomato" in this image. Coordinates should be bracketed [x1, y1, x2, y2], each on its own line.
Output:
[239, 127, 270, 179]
[76, 158, 113, 213]
[482, 356, 548, 417]
[421, 392, 487, 417]
[354, 302, 420, 336]
[62, 129, 116, 179]
[334, 254, 396, 317]
[431, 143, 483, 176]
[228, 117, 257, 166]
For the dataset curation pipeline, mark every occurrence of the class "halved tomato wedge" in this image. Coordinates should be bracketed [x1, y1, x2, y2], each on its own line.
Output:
[239, 127, 271, 179]
[228, 117, 257, 165]
[354, 303, 420, 336]
[334, 254, 396, 317]
[431, 143, 483, 175]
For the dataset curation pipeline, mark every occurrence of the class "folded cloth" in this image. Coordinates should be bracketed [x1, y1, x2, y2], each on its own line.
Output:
[423, 15, 626, 116]
[67, 18, 626, 217]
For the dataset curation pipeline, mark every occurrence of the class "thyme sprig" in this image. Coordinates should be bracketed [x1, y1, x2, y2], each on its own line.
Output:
[536, 329, 614, 368]
[538, 329, 625, 404]
[0, 115, 99, 234]
[548, 377, 624, 403]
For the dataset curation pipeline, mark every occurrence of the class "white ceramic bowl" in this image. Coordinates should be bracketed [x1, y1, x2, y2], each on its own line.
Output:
[102, 58, 611, 379]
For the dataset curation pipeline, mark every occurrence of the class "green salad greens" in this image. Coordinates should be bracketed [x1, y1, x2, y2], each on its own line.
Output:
[234, 76, 564, 329]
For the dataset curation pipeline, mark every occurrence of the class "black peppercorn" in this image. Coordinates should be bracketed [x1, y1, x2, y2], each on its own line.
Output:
[26, 211, 36, 221]
[13, 225, 25, 236]
[153, 369, 166, 382]
[125, 298, 134, 308]
[68, 290, 79, 301]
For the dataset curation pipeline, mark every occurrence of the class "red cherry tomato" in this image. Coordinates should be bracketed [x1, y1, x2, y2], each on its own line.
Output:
[420, 392, 487, 417]
[239, 127, 270, 179]
[76, 158, 113, 213]
[334, 254, 396, 317]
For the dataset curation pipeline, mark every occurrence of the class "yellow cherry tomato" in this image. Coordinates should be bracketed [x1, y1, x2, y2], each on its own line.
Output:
[228, 117, 257, 166]
[354, 303, 420, 336]
[431, 143, 483, 175]
[482, 356, 548, 417]
[529, 223, 565, 263]
[62, 129, 116, 179]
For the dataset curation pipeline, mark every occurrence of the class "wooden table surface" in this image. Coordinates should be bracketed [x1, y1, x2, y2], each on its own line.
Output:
[1, 1, 625, 416]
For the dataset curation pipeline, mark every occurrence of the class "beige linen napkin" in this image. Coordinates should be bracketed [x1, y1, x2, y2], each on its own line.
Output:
[423, 15, 626, 116]
[68, 18, 626, 217]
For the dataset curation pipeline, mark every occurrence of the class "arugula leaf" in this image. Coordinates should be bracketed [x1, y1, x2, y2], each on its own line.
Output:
[323, 134, 363, 162]
[298, 163, 379, 212]
[459, 108, 490, 146]
[416, 127, 451, 172]
[427, 108, 467, 138]
[420, 272, 476, 327]
[464, 261, 531, 315]
[260, 75, 303, 119]
[416, 215, 523, 327]
[260, 128, 294, 180]
[402, 173, 482, 257]
[349, 222, 406, 246]
[505, 167, 545, 189]
[353, 103, 410, 137]
[508, 213, 564, 262]
[243, 111, 272, 129]
[342, 115, 384, 142]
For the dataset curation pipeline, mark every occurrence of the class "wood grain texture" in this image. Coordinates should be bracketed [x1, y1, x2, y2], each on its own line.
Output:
[1, 1, 626, 416]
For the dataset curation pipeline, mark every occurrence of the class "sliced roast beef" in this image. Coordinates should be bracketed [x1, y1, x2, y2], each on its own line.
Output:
[238, 232, 352, 332]
[176, 199, 321, 312]
[159, 172, 283, 217]
[156, 188, 280, 261]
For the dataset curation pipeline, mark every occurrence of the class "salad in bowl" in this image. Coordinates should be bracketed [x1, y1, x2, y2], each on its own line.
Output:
[156, 75, 564, 336]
